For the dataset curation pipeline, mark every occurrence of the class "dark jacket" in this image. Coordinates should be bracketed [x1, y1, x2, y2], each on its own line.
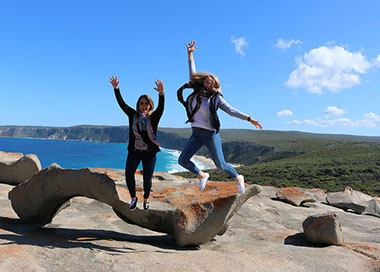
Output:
[177, 83, 222, 133]
[114, 88, 164, 153]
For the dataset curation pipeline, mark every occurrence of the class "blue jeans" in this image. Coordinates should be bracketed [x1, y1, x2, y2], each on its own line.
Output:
[125, 151, 156, 199]
[178, 127, 238, 178]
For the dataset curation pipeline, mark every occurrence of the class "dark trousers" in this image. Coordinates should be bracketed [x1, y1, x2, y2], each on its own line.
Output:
[125, 151, 156, 199]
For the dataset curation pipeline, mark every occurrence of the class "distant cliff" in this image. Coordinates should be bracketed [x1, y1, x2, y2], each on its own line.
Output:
[0, 126, 129, 142]
[0, 125, 274, 165]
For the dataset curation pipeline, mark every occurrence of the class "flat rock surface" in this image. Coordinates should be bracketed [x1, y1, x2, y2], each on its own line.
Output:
[0, 169, 379, 272]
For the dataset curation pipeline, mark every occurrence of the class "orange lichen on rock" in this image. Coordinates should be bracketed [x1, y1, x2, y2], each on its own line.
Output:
[344, 242, 380, 260]
[93, 214, 117, 219]
[115, 185, 130, 202]
[276, 187, 318, 206]
[277, 187, 306, 198]
[0, 245, 24, 255]
[150, 181, 239, 208]
[91, 168, 121, 180]
[176, 203, 209, 228]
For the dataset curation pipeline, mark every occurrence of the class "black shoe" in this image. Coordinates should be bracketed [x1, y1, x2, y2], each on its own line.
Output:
[129, 197, 138, 211]
[143, 202, 150, 211]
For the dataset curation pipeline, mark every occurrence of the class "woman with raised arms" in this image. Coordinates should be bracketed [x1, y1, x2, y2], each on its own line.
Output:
[110, 76, 164, 211]
[177, 41, 262, 193]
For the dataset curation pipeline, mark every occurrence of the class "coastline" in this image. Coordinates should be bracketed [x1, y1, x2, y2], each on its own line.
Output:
[193, 154, 215, 170]
[0, 136, 241, 172]
[192, 154, 242, 169]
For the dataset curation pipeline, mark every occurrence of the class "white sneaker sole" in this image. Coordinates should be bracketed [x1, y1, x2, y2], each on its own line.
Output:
[199, 173, 209, 192]
[236, 175, 245, 194]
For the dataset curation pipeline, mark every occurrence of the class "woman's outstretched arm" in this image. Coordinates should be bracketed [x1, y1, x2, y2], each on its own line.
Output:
[218, 96, 263, 129]
[186, 41, 197, 78]
[109, 75, 135, 116]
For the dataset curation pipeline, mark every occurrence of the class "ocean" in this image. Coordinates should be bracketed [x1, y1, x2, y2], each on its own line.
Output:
[0, 137, 212, 173]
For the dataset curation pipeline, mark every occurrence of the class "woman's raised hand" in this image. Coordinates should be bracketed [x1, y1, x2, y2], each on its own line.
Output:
[154, 80, 164, 95]
[186, 41, 198, 54]
[109, 75, 119, 89]
[186, 41, 198, 60]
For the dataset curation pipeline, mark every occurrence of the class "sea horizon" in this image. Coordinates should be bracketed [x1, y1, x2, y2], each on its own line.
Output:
[0, 137, 214, 173]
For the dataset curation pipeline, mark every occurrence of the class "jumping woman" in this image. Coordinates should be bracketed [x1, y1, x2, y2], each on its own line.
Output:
[177, 41, 262, 193]
[110, 76, 164, 210]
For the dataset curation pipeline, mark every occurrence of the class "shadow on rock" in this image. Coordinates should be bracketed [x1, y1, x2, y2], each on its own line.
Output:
[8, 164, 262, 247]
[284, 233, 329, 248]
[0, 216, 199, 252]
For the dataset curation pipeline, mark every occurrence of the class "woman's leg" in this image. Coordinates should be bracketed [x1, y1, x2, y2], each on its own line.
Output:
[125, 151, 142, 199]
[141, 153, 157, 200]
[205, 132, 238, 179]
[205, 132, 245, 193]
[178, 130, 204, 175]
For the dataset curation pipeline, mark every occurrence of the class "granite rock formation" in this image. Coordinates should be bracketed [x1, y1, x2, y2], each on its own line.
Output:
[8, 164, 261, 247]
[1, 169, 379, 271]
[276, 187, 324, 206]
[0, 151, 41, 185]
[327, 186, 380, 217]
[303, 213, 344, 245]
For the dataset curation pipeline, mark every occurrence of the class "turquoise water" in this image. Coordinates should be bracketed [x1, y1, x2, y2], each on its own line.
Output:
[0, 137, 210, 173]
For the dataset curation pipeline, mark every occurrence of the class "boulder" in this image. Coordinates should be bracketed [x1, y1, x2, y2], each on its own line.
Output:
[302, 213, 344, 246]
[8, 164, 119, 225]
[326, 187, 380, 217]
[363, 199, 380, 218]
[276, 187, 319, 206]
[113, 181, 261, 247]
[8, 164, 261, 247]
[0, 151, 41, 185]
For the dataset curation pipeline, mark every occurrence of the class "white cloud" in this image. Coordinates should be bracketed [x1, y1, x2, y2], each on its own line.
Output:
[373, 54, 380, 67]
[324, 106, 344, 116]
[288, 118, 354, 128]
[364, 112, 380, 119]
[364, 112, 380, 122]
[304, 119, 319, 126]
[288, 109, 380, 128]
[277, 109, 294, 117]
[289, 120, 302, 125]
[231, 36, 248, 56]
[319, 118, 353, 127]
[285, 45, 371, 94]
[275, 38, 302, 51]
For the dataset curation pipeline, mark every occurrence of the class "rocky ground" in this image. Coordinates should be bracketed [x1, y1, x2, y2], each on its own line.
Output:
[0, 168, 379, 272]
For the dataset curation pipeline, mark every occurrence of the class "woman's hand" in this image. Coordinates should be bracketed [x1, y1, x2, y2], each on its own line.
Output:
[248, 117, 263, 129]
[154, 80, 164, 95]
[109, 75, 119, 89]
[186, 41, 198, 60]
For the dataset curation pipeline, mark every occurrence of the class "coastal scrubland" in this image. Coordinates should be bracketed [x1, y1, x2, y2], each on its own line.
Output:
[162, 128, 380, 196]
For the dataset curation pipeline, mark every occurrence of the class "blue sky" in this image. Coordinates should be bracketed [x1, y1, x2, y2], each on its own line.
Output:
[1, 0, 380, 136]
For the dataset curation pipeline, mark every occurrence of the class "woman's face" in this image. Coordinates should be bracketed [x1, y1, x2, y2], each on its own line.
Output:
[139, 98, 150, 114]
[203, 76, 215, 90]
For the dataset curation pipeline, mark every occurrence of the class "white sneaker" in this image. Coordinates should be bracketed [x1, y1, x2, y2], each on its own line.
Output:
[236, 175, 245, 194]
[199, 173, 209, 192]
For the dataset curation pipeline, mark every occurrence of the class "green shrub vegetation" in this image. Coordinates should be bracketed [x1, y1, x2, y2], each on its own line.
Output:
[172, 130, 380, 197]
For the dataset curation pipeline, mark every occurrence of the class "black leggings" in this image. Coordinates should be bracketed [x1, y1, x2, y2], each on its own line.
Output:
[125, 151, 156, 199]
